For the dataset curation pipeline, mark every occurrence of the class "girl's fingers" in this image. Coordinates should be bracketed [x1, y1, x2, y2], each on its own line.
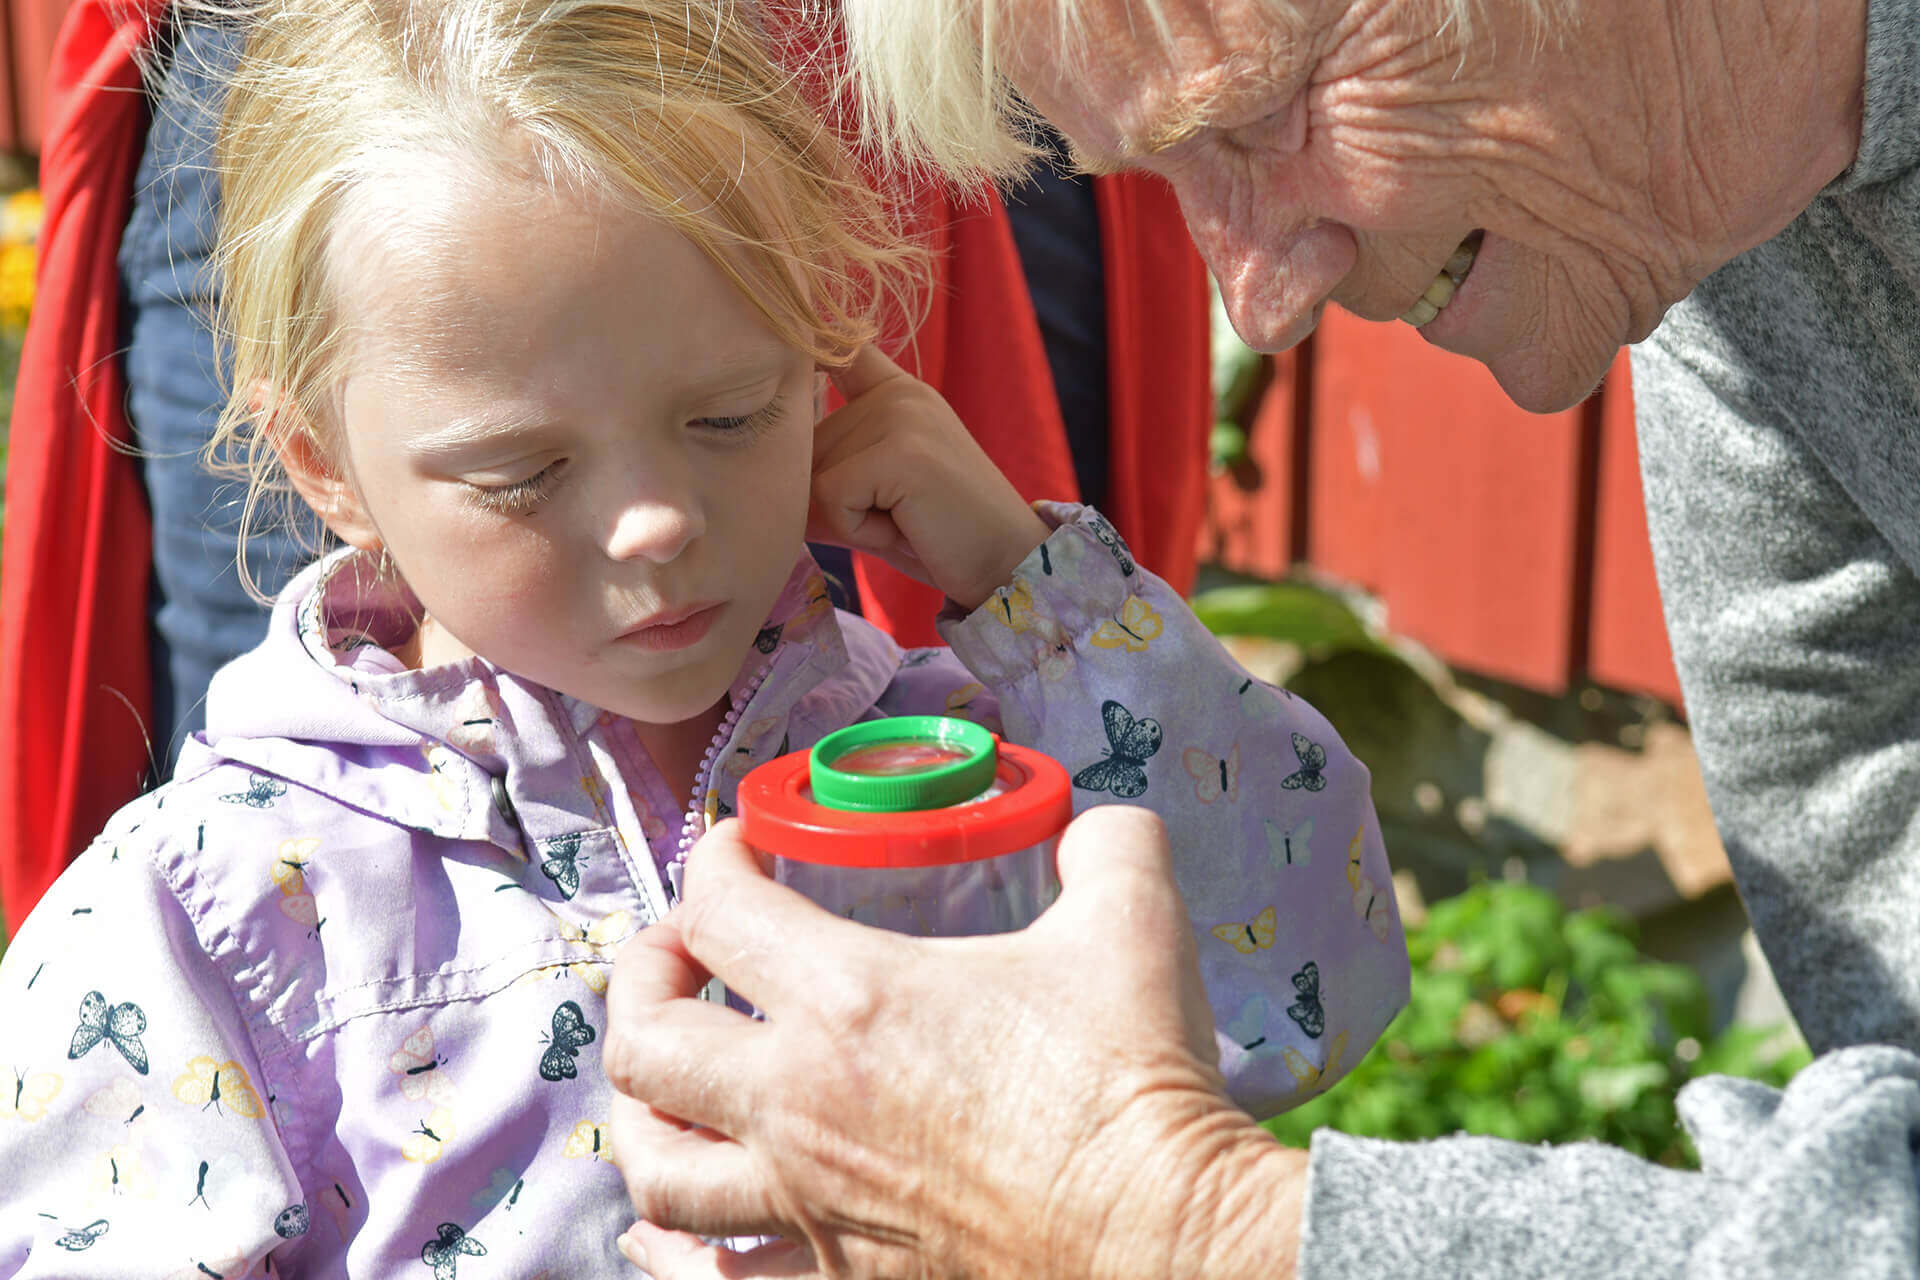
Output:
[823, 344, 906, 404]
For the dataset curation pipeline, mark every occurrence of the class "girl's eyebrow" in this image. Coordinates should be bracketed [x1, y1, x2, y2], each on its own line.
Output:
[406, 355, 795, 455]
[408, 411, 559, 456]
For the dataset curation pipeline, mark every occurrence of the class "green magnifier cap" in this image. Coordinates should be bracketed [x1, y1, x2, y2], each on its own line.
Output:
[809, 716, 998, 813]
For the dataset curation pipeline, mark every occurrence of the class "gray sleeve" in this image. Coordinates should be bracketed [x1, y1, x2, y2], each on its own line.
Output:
[1630, 234, 1920, 1056]
[1300, 1046, 1920, 1280]
[1833, 0, 1920, 190]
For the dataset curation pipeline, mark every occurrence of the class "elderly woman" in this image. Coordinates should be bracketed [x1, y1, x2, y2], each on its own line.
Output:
[606, 0, 1920, 1275]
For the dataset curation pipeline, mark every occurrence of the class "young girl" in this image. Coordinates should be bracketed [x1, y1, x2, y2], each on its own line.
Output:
[0, 0, 1408, 1273]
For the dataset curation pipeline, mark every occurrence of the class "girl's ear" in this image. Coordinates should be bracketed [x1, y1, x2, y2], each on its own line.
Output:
[259, 384, 384, 554]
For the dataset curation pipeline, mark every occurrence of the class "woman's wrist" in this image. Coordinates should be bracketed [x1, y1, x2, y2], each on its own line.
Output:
[1051, 1086, 1307, 1280]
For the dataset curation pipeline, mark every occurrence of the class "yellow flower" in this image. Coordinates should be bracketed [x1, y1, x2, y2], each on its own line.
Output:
[0, 241, 35, 330]
[2, 189, 43, 246]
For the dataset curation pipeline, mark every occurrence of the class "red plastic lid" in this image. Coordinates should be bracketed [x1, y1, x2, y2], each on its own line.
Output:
[738, 740, 1072, 868]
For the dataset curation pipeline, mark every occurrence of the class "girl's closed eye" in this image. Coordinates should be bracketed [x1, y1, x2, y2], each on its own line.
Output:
[695, 395, 785, 438]
[466, 460, 566, 515]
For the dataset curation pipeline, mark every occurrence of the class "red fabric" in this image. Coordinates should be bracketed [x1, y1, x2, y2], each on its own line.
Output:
[855, 174, 1210, 646]
[0, 0, 165, 931]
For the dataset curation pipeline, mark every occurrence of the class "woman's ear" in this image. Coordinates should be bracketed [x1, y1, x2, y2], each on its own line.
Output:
[259, 383, 384, 554]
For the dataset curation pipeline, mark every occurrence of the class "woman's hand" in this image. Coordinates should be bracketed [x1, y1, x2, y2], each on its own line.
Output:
[601, 807, 1306, 1280]
[807, 345, 1052, 611]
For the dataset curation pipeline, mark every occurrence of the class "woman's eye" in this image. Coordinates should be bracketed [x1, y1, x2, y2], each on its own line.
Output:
[466, 461, 564, 515]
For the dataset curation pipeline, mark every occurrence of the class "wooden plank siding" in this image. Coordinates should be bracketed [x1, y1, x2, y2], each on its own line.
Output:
[1201, 318, 1685, 711]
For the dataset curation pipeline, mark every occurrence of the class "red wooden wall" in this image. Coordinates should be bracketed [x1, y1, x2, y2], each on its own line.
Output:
[0, 0, 67, 154]
[1201, 314, 1683, 709]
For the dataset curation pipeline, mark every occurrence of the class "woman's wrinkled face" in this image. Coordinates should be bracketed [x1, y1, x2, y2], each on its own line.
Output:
[318, 157, 815, 724]
[997, 0, 1820, 413]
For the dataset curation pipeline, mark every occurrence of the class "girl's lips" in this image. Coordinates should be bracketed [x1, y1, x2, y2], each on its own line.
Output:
[618, 603, 725, 652]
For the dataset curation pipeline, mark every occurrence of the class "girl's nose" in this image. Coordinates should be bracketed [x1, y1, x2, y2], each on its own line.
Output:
[605, 490, 704, 565]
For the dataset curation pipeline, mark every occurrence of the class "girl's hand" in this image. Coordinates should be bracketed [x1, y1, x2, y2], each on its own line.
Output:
[808, 346, 1052, 612]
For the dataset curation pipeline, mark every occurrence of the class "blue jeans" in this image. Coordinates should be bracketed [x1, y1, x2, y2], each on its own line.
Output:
[118, 19, 310, 767]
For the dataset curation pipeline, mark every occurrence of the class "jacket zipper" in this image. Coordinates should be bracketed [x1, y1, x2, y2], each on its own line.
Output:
[670, 658, 774, 899]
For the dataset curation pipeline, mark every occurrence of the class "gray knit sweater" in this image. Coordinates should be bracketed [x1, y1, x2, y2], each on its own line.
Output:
[1301, 1, 1920, 1275]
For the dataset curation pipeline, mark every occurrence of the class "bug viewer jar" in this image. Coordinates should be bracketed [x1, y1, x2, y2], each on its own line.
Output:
[737, 716, 1072, 936]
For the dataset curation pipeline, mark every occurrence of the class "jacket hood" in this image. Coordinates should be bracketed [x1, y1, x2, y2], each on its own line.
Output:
[189, 548, 900, 855]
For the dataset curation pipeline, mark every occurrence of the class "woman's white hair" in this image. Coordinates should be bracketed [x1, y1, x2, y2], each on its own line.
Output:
[830, 0, 1496, 182]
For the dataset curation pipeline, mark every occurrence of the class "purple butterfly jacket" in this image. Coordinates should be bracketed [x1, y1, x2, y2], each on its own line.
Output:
[0, 503, 1408, 1277]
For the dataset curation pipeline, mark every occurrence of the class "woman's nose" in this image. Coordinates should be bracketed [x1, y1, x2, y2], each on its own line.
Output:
[1180, 175, 1355, 353]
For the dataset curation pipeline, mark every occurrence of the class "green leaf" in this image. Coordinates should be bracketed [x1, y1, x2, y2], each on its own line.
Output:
[1190, 583, 1375, 652]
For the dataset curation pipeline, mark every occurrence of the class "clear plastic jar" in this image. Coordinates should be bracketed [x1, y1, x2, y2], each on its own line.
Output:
[737, 716, 1070, 937]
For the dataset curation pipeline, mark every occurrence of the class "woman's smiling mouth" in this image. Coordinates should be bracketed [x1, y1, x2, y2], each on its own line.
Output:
[1402, 231, 1483, 327]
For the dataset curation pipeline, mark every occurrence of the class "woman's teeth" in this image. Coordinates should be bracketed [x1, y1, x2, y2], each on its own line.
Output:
[1402, 233, 1482, 326]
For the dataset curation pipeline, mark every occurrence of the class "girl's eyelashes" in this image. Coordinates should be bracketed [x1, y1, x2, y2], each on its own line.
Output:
[696, 395, 785, 437]
[457, 393, 785, 515]
[465, 461, 565, 515]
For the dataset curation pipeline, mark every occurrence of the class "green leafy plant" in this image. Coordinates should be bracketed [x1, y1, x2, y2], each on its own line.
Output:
[1264, 881, 1810, 1166]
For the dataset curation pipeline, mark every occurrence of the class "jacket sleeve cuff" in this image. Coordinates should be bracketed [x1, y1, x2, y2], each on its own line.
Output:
[935, 501, 1138, 685]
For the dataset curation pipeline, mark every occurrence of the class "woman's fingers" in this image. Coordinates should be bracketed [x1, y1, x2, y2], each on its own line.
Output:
[601, 978, 773, 1137]
[672, 821, 896, 1014]
[610, 1093, 791, 1239]
[619, 1223, 823, 1279]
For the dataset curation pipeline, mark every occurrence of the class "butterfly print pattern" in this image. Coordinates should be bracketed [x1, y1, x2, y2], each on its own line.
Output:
[537, 834, 586, 900]
[170, 1057, 264, 1119]
[1286, 962, 1325, 1039]
[1073, 700, 1163, 798]
[1184, 743, 1241, 804]
[564, 1119, 615, 1162]
[6, 1068, 64, 1122]
[68, 992, 149, 1075]
[1280, 732, 1328, 791]
[1084, 511, 1136, 576]
[404, 1108, 456, 1164]
[1090, 596, 1162, 653]
[1264, 817, 1313, 868]
[390, 1027, 457, 1106]
[421, 1222, 487, 1278]
[1284, 1029, 1351, 1094]
[55, 1219, 109, 1251]
[538, 1002, 596, 1082]
[1346, 826, 1392, 942]
[218, 773, 287, 808]
[1211, 906, 1277, 956]
[1225, 996, 1271, 1053]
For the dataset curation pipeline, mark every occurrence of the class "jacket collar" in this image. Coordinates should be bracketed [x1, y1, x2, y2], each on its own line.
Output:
[197, 548, 894, 856]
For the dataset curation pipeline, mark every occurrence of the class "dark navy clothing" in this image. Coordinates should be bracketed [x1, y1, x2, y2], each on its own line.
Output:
[1003, 150, 1111, 513]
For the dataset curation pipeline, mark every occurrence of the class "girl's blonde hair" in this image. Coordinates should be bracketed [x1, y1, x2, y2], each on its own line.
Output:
[209, 0, 923, 595]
